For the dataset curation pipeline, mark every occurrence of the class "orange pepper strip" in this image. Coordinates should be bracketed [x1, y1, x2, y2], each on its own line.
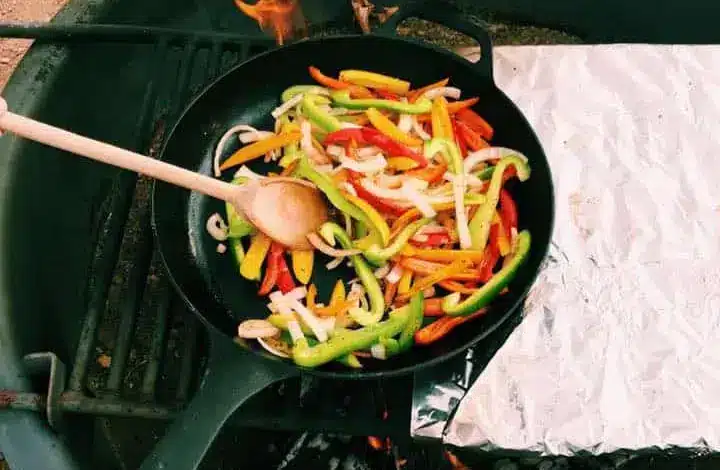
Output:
[423, 298, 445, 316]
[398, 257, 482, 282]
[492, 212, 511, 256]
[414, 309, 487, 345]
[308, 66, 374, 99]
[402, 245, 486, 264]
[397, 269, 413, 295]
[219, 131, 301, 171]
[306, 284, 317, 310]
[396, 259, 471, 302]
[438, 280, 479, 294]
[456, 108, 494, 140]
[408, 78, 450, 102]
[416, 97, 479, 122]
[384, 280, 398, 305]
[431, 96, 454, 140]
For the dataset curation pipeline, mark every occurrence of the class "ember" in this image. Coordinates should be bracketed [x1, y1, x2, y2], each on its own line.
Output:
[234, 0, 306, 45]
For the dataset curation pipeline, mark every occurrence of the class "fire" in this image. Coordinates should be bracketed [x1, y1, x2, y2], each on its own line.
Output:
[234, 0, 306, 45]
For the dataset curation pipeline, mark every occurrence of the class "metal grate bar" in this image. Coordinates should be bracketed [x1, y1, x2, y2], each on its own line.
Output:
[140, 283, 171, 397]
[175, 317, 198, 403]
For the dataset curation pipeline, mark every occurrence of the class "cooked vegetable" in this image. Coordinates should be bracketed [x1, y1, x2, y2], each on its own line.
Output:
[339, 70, 411, 95]
[331, 90, 432, 114]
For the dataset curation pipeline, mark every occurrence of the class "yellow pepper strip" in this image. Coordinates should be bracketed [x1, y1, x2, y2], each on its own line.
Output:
[306, 284, 317, 310]
[401, 245, 487, 264]
[342, 192, 391, 246]
[239, 232, 272, 281]
[396, 259, 472, 302]
[330, 280, 346, 307]
[366, 108, 423, 147]
[291, 250, 314, 285]
[431, 97, 454, 140]
[493, 212, 511, 256]
[219, 131, 301, 171]
[339, 70, 411, 95]
[398, 269, 413, 295]
[387, 157, 419, 171]
[408, 78, 449, 102]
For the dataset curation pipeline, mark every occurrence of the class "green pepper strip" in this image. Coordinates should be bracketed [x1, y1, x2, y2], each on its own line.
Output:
[468, 155, 530, 250]
[302, 93, 344, 132]
[281, 85, 330, 103]
[305, 336, 362, 368]
[396, 291, 424, 354]
[475, 166, 494, 180]
[331, 90, 432, 114]
[292, 306, 409, 368]
[226, 177, 256, 238]
[294, 158, 374, 230]
[442, 230, 531, 316]
[320, 222, 385, 326]
[363, 218, 432, 266]
[425, 138, 463, 173]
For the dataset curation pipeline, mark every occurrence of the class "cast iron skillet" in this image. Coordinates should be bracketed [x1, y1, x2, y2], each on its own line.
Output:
[143, 5, 554, 470]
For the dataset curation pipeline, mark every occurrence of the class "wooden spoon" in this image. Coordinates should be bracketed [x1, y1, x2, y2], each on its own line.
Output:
[0, 97, 327, 250]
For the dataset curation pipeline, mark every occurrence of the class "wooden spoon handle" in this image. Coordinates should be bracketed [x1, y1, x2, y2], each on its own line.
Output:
[0, 97, 236, 203]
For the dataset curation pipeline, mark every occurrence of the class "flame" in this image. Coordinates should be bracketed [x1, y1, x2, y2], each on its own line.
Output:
[234, 0, 306, 45]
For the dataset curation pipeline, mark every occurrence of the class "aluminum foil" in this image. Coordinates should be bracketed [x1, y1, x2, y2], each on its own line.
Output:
[413, 44, 720, 455]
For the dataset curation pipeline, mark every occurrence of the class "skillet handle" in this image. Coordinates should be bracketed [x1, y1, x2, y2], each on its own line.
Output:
[139, 334, 297, 470]
[376, 2, 494, 79]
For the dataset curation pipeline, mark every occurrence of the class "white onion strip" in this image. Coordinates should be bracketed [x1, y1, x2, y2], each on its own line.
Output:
[464, 147, 529, 173]
[370, 344, 387, 360]
[453, 176, 473, 249]
[412, 115, 431, 140]
[239, 130, 274, 144]
[287, 298, 328, 342]
[213, 124, 260, 177]
[287, 320, 305, 343]
[272, 93, 304, 119]
[326, 257, 345, 270]
[386, 265, 403, 284]
[401, 184, 436, 218]
[300, 120, 328, 164]
[423, 87, 462, 100]
[339, 154, 387, 173]
[236, 319, 280, 339]
[307, 233, 361, 257]
[397, 113, 413, 133]
[206, 213, 228, 241]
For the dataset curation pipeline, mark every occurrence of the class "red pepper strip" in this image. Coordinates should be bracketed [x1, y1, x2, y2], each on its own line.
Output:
[374, 90, 401, 101]
[414, 308, 487, 345]
[423, 298, 444, 316]
[324, 128, 368, 145]
[499, 189, 518, 239]
[308, 66, 374, 99]
[404, 162, 448, 184]
[276, 254, 295, 294]
[416, 97, 480, 122]
[455, 119, 490, 152]
[361, 128, 428, 168]
[258, 243, 283, 296]
[348, 176, 407, 217]
[412, 232, 450, 248]
[452, 119, 468, 158]
[477, 243, 500, 282]
[456, 108, 494, 140]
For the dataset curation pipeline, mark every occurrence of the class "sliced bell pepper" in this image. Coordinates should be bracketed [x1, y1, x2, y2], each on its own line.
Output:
[423, 298, 444, 316]
[292, 306, 409, 367]
[456, 108, 494, 140]
[219, 131, 301, 171]
[294, 157, 374, 228]
[339, 70, 411, 95]
[499, 189, 518, 238]
[302, 94, 344, 132]
[281, 85, 330, 103]
[438, 280, 478, 295]
[320, 223, 385, 326]
[396, 292, 424, 353]
[324, 128, 366, 145]
[374, 90, 401, 101]
[387, 157, 419, 171]
[396, 259, 471, 302]
[226, 178, 256, 238]
[412, 232, 450, 248]
[399, 258, 482, 282]
[258, 242, 283, 296]
[341, 191, 391, 246]
[228, 239, 246, 275]
[404, 162, 448, 184]
[401, 245, 486, 264]
[384, 280, 398, 305]
[468, 155, 530, 250]
[366, 108, 423, 147]
[477, 243, 500, 282]
[416, 97, 480, 122]
[308, 66, 374, 98]
[315, 280, 350, 317]
[452, 119, 468, 158]
[348, 177, 407, 217]
[364, 218, 432, 266]
[389, 197, 485, 238]
[442, 230, 531, 316]
[291, 250, 314, 285]
[455, 119, 489, 151]
[331, 90, 432, 114]
[278, 121, 302, 168]
[397, 269, 413, 295]
[330, 280, 346, 307]
[408, 78, 449, 103]
[303, 336, 362, 368]
[361, 128, 428, 168]
[431, 97, 454, 140]
[490, 212, 511, 256]
[414, 309, 487, 345]
[276, 254, 295, 294]
[239, 232, 272, 281]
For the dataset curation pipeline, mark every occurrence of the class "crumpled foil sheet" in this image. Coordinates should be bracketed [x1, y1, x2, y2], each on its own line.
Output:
[414, 44, 720, 455]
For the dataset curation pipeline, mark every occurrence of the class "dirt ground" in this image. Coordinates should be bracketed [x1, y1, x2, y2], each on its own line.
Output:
[0, 0, 67, 90]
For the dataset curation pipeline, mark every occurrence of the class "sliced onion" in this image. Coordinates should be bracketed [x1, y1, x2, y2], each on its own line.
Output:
[464, 147, 529, 173]
[401, 184, 436, 218]
[287, 298, 328, 342]
[213, 124, 259, 177]
[422, 87, 462, 100]
[412, 234, 429, 243]
[239, 130, 274, 144]
[237, 319, 280, 339]
[300, 120, 327, 164]
[444, 171, 484, 188]
[356, 146, 382, 159]
[326, 144, 346, 158]
[307, 233, 361, 257]
[339, 154, 387, 173]
[386, 265, 403, 284]
[257, 337, 291, 358]
[285, 286, 308, 301]
[412, 115, 431, 140]
[287, 320, 305, 343]
[216, 243, 227, 254]
[453, 176, 473, 249]
[360, 178, 406, 200]
[319, 317, 336, 332]
[397, 113, 413, 133]
[418, 223, 447, 235]
[206, 213, 228, 241]
[340, 122, 362, 129]
[272, 93, 304, 119]
[370, 344, 387, 360]
[374, 265, 391, 279]
[342, 182, 357, 196]
[233, 165, 266, 180]
[326, 257, 345, 270]
[267, 302, 278, 313]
